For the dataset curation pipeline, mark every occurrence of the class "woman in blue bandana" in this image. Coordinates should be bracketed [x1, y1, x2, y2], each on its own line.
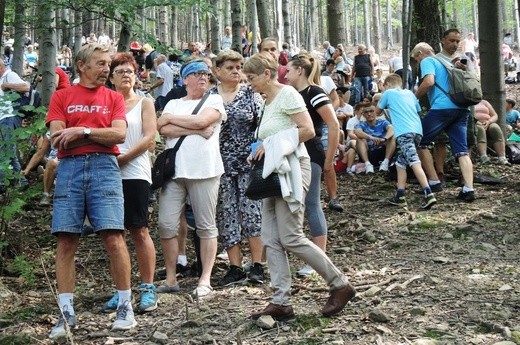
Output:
[156, 60, 227, 297]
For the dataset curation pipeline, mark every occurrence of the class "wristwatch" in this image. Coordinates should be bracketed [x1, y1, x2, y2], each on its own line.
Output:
[83, 127, 91, 139]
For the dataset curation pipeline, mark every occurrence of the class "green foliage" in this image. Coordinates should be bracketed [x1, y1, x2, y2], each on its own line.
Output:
[0, 334, 34, 345]
[424, 330, 441, 339]
[8, 255, 36, 288]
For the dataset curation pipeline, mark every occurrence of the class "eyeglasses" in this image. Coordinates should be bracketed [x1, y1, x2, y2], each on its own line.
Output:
[190, 71, 210, 79]
[113, 69, 135, 76]
[363, 110, 375, 114]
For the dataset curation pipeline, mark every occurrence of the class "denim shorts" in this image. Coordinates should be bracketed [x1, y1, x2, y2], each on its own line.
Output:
[51, 153, 124, 234]
[419, 108, 471, 157]
[396, 133, 422, 169]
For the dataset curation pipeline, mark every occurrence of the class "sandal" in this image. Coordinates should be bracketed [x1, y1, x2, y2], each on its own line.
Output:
[192, 284, 213, 297]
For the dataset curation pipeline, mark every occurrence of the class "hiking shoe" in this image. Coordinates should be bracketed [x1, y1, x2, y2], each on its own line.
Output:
[379, 160, 389, 172]
[219, 265, 246, 286]
[49, 308, 76, 340]
[247, 263, 265, 284]
[102, 291, 119, 313]
[421, 193, 437, 209]
[430, 183, 443, 193]
[216, 250, 229, 260]
[156, 283, 180, 294]
[138, 283, 158, 313]
[480, 155, 491, 164]
[112, 300, 137, 331]
[297, 265, 316, 277]
[388, 195, 407, 206]
[328, 198, 344, 212]
[365, 163, 374, 174]
[39, 193, 51, 206]
[457, 190, 475, 202]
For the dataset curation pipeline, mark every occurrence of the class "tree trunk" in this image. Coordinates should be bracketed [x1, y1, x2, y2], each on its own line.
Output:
[413, 0, 442, 52]
[353, 0, 358, 45]
[386, 0, 393, 49]
[0, 0, 6, 45]
[117, 21, 131, 52]
[210, 0, 220, 54]
[12, 2, 25, 77]
[472, 0, 478, 40]
[224, 0, 231, 26]
[515, 0, 520, 50]
[344, 0, 351, 45]
[251, 0, 259, 54]
[282, 0, 292, 46]
[231, 0, 242, 53]
[478, 0, 506, 130]
[256, 0, 271, 39]
[363, 0, 370, 47]
[275, 0, 282, 43]
[171, 6, 178, 48]
[372, 0, 381, 57]
[327, 0, 346, 47]
[37, 1, 57, 106]
[159, 6, 168, 45]
[402, 0, 413, 89]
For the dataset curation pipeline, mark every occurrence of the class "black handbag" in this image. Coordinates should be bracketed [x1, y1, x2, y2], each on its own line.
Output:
[150, 93, 210, 190]
[244, 105, 282, 200]
[506, 142, 520, 164]
[245, 156, 282, 200]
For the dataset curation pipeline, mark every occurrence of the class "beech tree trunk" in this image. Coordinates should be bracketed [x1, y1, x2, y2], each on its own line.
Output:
[363, 0, 370, 47]
[231, 0, 242, 52]
[210, 0, 220, 54]
[372, 0, 381, 57]
[413, 0, 442, 52]
[256, 0, 271, 39]
[327, 0, 346, 47]
[386, 0, 393, 49]
[171, 6, 178, 48]
[38, 1, 56, 106]
[282, 0, 292, 46]
[159, 6, 168, 45]
[12, 2, 25, 77]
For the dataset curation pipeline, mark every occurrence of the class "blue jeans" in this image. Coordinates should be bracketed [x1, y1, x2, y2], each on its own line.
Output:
[0, 116, 24, 185]
[52, 153, 124, 234]
[420, 108, 471, 157]
[304, 162, 327, 237]
[354, 76, 371, 103]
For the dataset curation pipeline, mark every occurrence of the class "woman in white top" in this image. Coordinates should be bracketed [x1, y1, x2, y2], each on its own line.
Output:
[106, 52, 158, 313]
[157, 60, 227, 297]
[243, 52, 355, 320]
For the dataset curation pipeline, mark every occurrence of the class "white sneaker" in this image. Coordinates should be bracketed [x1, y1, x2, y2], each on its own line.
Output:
[365, 163, 374, 174]
[297, 265, 316, 277]
[49, 309, 76, 340]
[111, 301, 137, 331]
[216, 250, 229, 260]
[379, 160, 389, 172]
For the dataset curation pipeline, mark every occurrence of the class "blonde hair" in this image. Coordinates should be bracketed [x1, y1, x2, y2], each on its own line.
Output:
[75, 43, 109, 74]
[383, 73, 402, 88]
[411, 42, 434, 59]
[243, 52, 277, 79]
[288, 51, 321, 86]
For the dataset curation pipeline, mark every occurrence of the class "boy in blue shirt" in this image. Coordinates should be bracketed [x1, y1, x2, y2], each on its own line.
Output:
[376, 74, 437, 209]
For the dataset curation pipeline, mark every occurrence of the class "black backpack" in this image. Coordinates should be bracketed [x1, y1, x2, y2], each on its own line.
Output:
[145, 50, 158, 70]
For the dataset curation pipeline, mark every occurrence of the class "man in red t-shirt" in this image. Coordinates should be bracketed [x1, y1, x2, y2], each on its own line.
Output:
[46, 43, 136, 340]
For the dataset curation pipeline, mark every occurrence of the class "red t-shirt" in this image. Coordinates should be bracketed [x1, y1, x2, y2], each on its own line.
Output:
[46, 84, 126, 158]
[55, 67, 71, 90]
[278, 65, 288, 84]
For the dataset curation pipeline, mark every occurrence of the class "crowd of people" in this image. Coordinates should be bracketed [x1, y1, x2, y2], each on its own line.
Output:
[0, 26, 518, 340]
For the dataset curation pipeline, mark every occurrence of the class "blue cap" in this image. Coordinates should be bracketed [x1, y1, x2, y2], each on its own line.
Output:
[181, 61, 209, 79]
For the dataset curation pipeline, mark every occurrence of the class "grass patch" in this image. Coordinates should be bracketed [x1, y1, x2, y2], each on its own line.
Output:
[294, 314, 331, 332]
[7, 305, 49, 322]
[409, 216, 448, 231]
[424, 330, 441, 339]
[0, 334, 34, 345]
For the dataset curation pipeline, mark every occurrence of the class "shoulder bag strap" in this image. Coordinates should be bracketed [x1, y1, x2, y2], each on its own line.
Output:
[431, 55, 452, 97]
[254, 104, 266, 140]
[171, 92, 211, 151]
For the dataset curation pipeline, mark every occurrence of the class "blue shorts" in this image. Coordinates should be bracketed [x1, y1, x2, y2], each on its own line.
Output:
[396, 133, 422, 169]
[419, 108, 470, 157]
[51, 153, 124, 234]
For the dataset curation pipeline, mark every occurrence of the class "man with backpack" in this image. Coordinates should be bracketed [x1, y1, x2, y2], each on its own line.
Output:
[412, 40, 476, 202]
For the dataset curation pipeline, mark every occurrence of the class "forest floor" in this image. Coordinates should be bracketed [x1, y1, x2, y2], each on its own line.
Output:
[1, 59, 520, 345]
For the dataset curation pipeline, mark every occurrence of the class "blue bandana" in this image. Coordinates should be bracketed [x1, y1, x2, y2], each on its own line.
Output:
[181, 61, 209, 79]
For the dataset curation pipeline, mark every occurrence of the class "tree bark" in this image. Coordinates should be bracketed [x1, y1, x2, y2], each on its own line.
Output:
[159, 6, 168, 45]
[231, 0, 242, 53]
[37, 0, 57, 106]
[282, 0, 292, 46]
[478, 0, 506, 129]
[0, 0, 5, 45]
[363, 0, 370, 47]
[372, 0, 381, 57]
[413, 0, 442, 52]
[210, 0, 220, 54]
[12, 2, 25, 77]
[117, 21, 131, 52]
[386, 0, 393, 49]
[327, 0, 346, 47]
[256, 0, 271, 39]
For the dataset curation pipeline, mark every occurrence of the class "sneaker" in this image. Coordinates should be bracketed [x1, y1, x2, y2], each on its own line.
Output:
[111, 300, 137, 331]
[497, 156, 511, 165]
[379, 160, 389, 172]
[219, 265, 246, 286]
[480, 155, 491, 164]
[242, 261, 253, 272]
[365, 163, 374, 174]
[247, 263, 265, 284]
[176, 263, 190, 276]
[102, 291, 119, 313]
[156, 283, 180, 294]
[388, 195, 407, 206]
[138, 283, 158, 313]
[421, 193, 437, 209]
[297, 265, 315, 277]
[437, 172, 447, 188]
[39, 193, 51, 206]
[49, 308, 76, 340]
[457, 190, 475, 202]
[328, 198, 344, 212]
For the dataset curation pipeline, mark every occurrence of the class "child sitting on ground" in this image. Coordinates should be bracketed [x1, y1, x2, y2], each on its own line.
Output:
[375, 74, 437, 209]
